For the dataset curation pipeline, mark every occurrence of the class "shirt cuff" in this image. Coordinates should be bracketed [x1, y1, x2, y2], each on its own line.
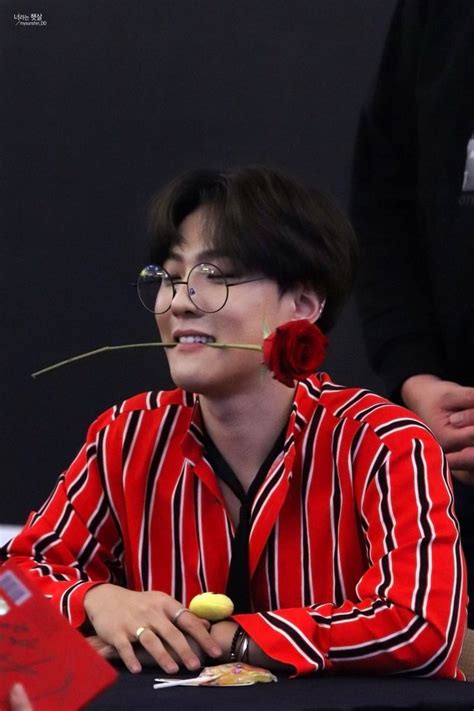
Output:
[233, 607, 329, 677]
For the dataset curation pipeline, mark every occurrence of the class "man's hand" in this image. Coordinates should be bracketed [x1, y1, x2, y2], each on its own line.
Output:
[401, 374, 474, 482]
[83, 584, 222, 674]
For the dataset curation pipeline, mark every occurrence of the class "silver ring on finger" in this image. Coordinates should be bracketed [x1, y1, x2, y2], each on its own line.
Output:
[172, 606, 189, 625]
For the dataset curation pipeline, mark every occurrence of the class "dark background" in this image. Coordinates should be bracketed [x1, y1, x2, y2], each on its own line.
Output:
[1, 0, 395, 524]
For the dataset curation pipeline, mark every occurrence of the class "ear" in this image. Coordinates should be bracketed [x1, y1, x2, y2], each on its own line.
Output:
[291, 286, 325, 323]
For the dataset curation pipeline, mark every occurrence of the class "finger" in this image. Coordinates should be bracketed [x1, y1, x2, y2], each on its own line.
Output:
[137, 626, 181, 673]
[198, 616, 211, 631]
[178, 612, 222, 658]
[441, 427, 474, 452]
[95, 644, 115, 658]
[451, 470, 474, 486]
[174, 608, 209, 632]
[86, 634, 115, 657]
[450, 409, 474, 428]
[9, 683, 33, 711]
[115, 637, 142, 674]
[447, 448, 474, 472]
[158, 620, 204, 670]
[85, 634, 102, 648]
[443, 385, 474, 411]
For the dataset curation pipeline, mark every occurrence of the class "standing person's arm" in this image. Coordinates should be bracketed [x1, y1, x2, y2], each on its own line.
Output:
[351, 1, 474, 477]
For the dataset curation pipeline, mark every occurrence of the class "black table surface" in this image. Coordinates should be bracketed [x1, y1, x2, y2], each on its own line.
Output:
[85, 667, 474, 710]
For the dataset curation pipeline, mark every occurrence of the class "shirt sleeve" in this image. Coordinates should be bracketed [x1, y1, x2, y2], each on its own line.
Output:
[0, 410, 124, 628]
[234, 422, 467, 678]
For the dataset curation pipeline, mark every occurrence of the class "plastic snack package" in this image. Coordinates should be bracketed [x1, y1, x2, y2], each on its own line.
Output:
[154, 662, 277, 689]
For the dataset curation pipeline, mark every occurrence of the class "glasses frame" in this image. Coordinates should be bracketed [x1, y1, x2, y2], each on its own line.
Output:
[136, 262, 267, 314]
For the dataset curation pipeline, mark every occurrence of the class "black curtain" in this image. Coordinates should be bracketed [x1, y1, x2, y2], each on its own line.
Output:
[1, 0, 395, 523]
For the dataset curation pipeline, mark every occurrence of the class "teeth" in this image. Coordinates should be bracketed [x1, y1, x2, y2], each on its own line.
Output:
[177, 335, 215, 344]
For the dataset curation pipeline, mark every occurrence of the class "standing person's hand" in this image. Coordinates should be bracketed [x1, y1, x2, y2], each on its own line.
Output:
[401, 374, 474, 482]
[83, 584, 222, 673]
[9, 684, 33, 711]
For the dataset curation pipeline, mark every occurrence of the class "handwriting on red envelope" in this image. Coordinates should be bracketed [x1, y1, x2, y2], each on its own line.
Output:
[0, 562, 117, 710]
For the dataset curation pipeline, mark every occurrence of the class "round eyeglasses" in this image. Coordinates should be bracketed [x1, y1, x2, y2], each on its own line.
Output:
[136, 263, 266, 314]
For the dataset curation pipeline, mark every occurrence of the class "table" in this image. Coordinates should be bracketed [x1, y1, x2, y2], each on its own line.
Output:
[86, 667, 474, 710]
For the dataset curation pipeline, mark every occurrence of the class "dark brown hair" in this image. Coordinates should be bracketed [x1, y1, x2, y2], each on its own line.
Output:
[147, 166, 358, 331]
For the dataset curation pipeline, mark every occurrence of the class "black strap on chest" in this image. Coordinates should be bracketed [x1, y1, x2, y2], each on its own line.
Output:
[202, 427, 286, 613]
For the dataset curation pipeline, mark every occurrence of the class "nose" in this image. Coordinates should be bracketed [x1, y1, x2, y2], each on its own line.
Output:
[170, 281, 198, 314]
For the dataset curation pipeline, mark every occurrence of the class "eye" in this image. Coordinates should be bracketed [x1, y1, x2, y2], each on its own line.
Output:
[139, 266, 168, 285]
[159, 265, 179, 281]
[195, 264, 224, 281]
[206, 273, 227, 282]
[211, 263, 244, 281]
[140, 264, 163, 279]
[161, 275, 175, 288]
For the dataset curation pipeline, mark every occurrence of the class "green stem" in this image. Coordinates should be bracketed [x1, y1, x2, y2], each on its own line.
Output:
[31, 342, 176, 378]
[31, 341, 263, 378]
[206, 343, 262, 352]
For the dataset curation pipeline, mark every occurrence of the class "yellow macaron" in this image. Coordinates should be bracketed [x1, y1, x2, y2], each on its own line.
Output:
[189, 592, 234, 621]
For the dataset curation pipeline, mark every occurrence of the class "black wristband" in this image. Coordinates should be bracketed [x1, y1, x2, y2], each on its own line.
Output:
[229, 625, 244, 662]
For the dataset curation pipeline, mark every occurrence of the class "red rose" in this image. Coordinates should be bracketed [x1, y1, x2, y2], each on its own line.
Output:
[262, 319, 328, 388]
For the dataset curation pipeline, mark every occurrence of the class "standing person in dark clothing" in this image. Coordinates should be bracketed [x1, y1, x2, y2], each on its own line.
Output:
[351, 0, 474, 624]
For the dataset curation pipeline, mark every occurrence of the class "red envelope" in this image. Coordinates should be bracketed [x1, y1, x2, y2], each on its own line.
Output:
[0, 562, 117, 710]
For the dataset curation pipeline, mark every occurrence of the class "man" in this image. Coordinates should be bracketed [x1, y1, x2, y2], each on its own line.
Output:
[1, 166, 466, 677]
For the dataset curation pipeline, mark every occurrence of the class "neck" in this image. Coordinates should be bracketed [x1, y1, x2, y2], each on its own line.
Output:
[198, 378, 295, 485]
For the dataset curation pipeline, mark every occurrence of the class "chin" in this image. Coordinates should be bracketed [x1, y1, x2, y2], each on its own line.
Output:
[169, 367, 240, 399]
[168, 367, 209, 395]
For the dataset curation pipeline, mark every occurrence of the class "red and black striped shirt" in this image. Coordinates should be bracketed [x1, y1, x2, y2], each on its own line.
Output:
[1, 373, 467, 677]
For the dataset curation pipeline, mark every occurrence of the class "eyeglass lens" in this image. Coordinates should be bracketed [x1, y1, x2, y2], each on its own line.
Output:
[137, 263, 228, 313]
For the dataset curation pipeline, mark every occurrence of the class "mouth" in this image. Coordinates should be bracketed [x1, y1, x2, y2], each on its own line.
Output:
[173, 332, 216, 345]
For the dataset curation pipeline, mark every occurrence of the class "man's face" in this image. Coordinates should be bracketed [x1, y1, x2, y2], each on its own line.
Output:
[156, 207, 304, 398]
